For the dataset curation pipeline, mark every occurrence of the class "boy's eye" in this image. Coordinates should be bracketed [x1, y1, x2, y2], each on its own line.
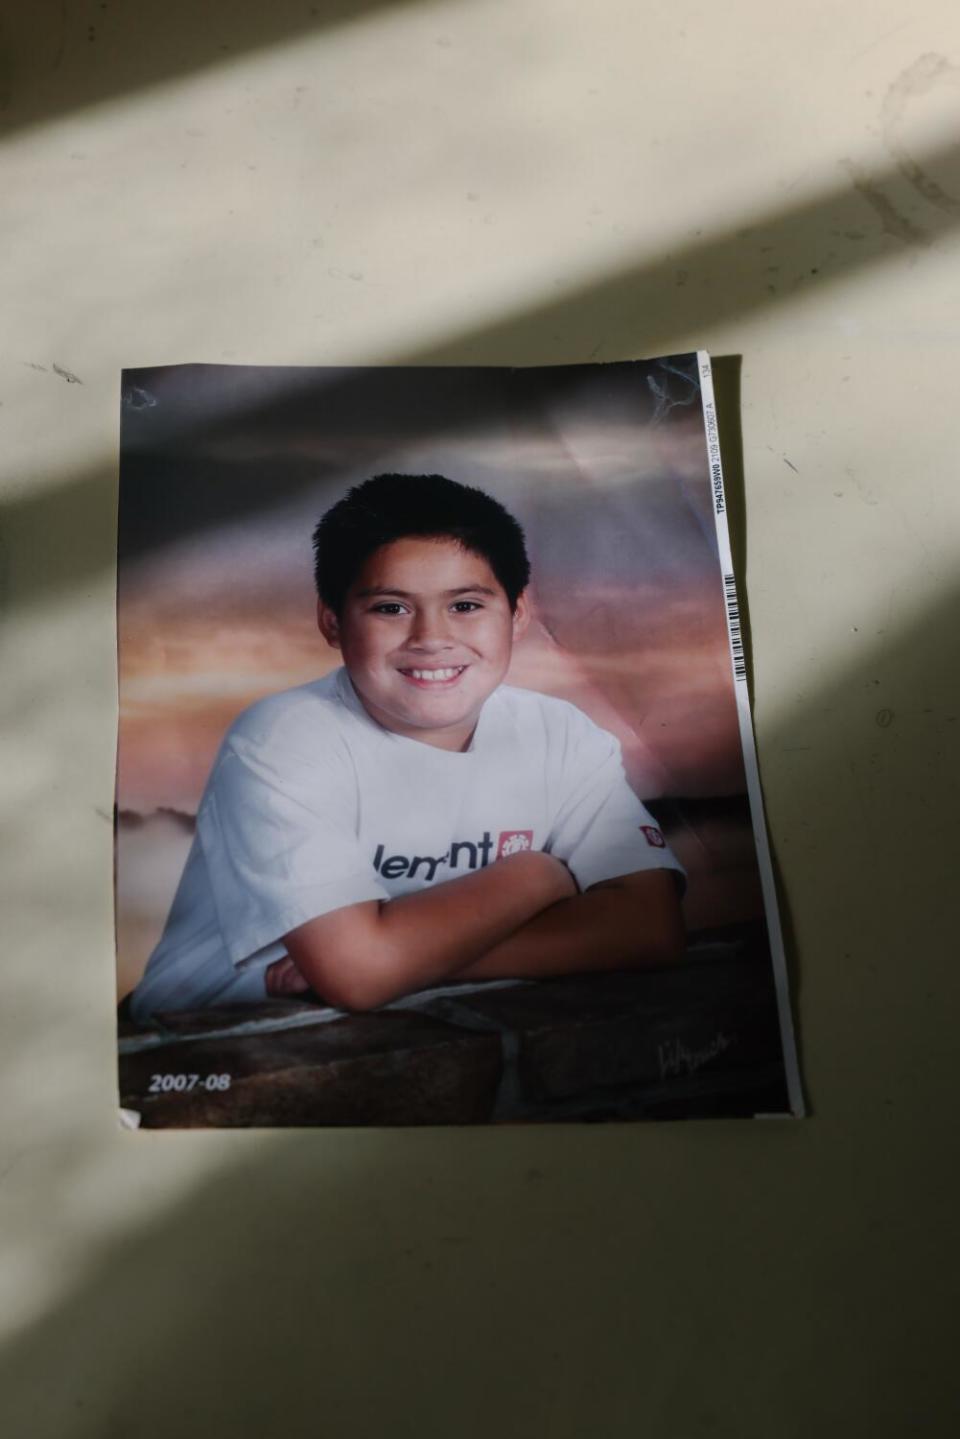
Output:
[451, 600, 482, 613]
[371, 602, 408, 615]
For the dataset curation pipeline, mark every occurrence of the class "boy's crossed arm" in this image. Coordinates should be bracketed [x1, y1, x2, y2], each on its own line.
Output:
[455, 868, 684, 982]
[272, 855, 684, 1011]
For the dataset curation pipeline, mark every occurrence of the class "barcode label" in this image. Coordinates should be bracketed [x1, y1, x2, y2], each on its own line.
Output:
[723, 572, 747, 683]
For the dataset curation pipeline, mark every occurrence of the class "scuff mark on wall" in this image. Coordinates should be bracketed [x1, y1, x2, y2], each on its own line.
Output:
[52, 362, 82, 384]
[840, 159, 929, 246]
[881, 53, 960, 213]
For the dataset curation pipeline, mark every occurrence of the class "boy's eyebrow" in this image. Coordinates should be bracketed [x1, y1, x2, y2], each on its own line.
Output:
[355, 585, 500, 598]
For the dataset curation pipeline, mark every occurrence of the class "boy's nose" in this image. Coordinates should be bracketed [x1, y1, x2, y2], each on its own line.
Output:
[408, 609, 454, 649]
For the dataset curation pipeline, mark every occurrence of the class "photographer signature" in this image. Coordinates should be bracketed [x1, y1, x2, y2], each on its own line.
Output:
[658, 1031, 735, 1080]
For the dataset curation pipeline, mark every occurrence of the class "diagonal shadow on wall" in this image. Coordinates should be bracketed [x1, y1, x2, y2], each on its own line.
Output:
[3, 131, 960, 619]
[0, 0, 424, 141]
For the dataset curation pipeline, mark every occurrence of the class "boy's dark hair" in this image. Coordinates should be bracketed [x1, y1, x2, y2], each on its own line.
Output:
[313, 473, 531, 614]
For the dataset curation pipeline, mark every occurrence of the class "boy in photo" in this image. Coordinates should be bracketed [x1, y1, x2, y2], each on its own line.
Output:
[129, 473, 685, 1022]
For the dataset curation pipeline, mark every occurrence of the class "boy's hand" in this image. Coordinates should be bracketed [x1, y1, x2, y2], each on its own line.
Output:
[265, 955, 311, 998]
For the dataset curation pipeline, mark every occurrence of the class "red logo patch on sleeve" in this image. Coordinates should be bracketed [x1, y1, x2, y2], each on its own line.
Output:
[497, 829, 534, 858]
[641, 825, 666, 848]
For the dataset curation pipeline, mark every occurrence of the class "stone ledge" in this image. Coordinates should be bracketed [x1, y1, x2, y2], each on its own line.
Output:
[119, 933, 791, 1127]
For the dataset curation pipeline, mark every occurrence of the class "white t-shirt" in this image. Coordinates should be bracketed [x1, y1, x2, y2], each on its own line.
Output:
[129, 669, 684, 1020]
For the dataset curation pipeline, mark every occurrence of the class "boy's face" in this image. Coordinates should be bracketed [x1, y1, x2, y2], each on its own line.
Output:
[319, 536, 529, 751]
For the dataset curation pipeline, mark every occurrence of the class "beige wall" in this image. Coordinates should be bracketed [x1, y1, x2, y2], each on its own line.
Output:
[2, 2, 958, 1433]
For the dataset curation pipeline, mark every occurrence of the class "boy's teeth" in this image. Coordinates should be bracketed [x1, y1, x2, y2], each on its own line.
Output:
[407, 666, 462, 681]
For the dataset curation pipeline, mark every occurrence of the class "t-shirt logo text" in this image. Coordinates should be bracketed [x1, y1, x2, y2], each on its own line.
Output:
[641, 825, 666, 848]
[372, 830, 536, 882]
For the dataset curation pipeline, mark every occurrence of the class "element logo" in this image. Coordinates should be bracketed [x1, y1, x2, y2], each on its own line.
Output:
[372, 829, 535, 882]
[640, 825, 666, 848]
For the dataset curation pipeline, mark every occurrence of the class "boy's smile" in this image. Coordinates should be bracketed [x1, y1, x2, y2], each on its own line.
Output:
[319, 536, 529, 751]
[398, 664, 467, 687]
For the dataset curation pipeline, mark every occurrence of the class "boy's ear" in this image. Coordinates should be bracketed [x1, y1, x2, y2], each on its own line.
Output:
[511, 589, 531, 639]
[317, 599, 342, 649]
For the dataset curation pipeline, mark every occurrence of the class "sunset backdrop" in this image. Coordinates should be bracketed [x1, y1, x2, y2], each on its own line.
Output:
[116, 359, 760, 996]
